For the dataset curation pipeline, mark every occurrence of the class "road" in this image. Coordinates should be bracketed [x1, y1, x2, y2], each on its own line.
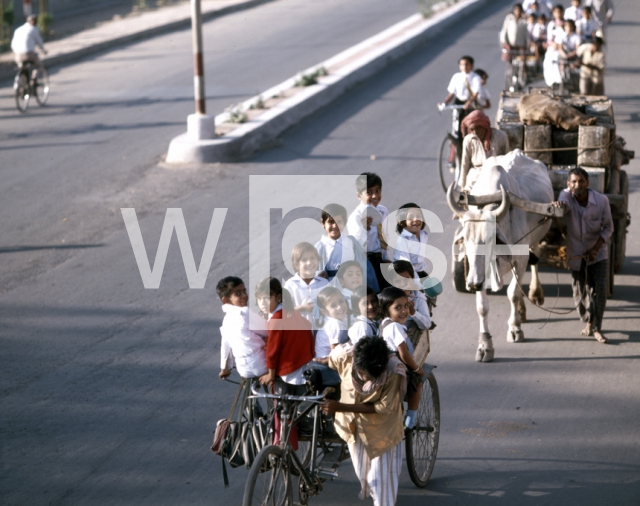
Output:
[1, 0, 639, 504]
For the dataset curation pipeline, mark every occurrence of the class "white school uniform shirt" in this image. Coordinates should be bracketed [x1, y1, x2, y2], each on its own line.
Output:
[564, 6, 582, 21]
[348, 316, 378, 345]
[346, 202, 391, 258]
[562, 32, 582, 54]
[407, 290, 431, 331]
[315, 234, 356, 271]
[380, 318, 413, 355]
[577, 18, 599, 40]
[220, 304, 268, 378]
[393, 229, 430, 274]
[446, 71, 482, 101]
[284, 274, 328, 323]
[524, 0, 552, 17]
[547, 21, 565, 45]
[532, 22, 547, 42]
[315, 316, 348, 359]
[477, 84, 491, 109]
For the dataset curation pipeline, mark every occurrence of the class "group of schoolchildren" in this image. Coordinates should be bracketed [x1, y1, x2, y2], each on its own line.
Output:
[217, 173, 435, 429]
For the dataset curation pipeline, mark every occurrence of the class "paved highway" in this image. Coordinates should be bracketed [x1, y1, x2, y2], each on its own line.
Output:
[1, 0, 639, 504]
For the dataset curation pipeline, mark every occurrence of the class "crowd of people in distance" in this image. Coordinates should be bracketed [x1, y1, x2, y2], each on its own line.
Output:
[500, 0, 612, 94]
[217, 173, 437, 506]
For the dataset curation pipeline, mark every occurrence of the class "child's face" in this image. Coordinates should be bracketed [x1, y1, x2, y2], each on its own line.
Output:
[223, 283, 249, 307]
[582, 10, 590, 19]
[257, 291, 281, 315]
[357, 184, 382, 207]
[339, 265, 363, 291]
[323, 293, 347, 321]
[527, 15, 535, 24]
[538, 16, 546, 25]
[387, 296, 410, 325]
[359, 294, 379, 320]
[458, 59, 473, 74]
[298, 250, 319, 280]
[323, 215, 344, 240]
[553, 8, 563, 20]
[404, 208, 424, 236]
[571, 0, 580, 7]
[397, 270, 415, 296]
[564, 21, 574, 33]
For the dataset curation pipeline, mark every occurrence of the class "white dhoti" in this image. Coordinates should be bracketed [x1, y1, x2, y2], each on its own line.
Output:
[348, 438, 402, 506]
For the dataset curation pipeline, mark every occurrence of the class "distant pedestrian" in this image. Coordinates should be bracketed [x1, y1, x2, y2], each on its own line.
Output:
[553, 168, 614, 344]
[577, 36, 605, 95]
[11, 14, 47, 82]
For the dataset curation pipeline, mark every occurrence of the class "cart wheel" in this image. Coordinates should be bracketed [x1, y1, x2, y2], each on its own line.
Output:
[243, 445, 292, 506]
[614, 170, 629, 272]
[406, 371, 440, 487]
[452, 255, 470, 293]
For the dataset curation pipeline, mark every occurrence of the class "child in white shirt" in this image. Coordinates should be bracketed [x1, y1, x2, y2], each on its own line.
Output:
[315, 203, 378, 292]
[576, 6, 599, 43]
[284, 241, 328, 324]
[346, 172, 391, 290]
[391, 260, 432, 331]
[564, 0, 582, 21]
[313, 286, 350, 364]
[474, 69, 491, 110]
[378, 287, 425, 429]
[217, 276, 268, 379]
[393, 203, 430, 278]
[333, 260, 364, 309]
[348, 286, 379, 345]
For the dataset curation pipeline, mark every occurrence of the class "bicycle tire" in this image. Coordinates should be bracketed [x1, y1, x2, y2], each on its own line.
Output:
[405, 372, 440, 488]
[438, 134, 459, 193]
[243, 445, 292, 506]
[14, 71, 30, 113]
[35, 67, 50, 106]
[504, 62, 514, 91]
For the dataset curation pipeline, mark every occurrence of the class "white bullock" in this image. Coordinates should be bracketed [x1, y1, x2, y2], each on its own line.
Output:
[447, 150, 553, 362]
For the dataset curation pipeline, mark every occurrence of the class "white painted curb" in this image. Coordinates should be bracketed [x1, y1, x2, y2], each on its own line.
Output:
[166, 0, 491, 164]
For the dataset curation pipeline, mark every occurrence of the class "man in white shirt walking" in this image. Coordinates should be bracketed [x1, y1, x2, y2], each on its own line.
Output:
[11, 15, 47, 81]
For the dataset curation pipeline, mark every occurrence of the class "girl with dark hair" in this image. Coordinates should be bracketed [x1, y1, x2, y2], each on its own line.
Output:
[348, 285, 379, 345]
[322, 337, 406, 506]
[256, 277, 314, 395]
[378, 287, 425, 430]
[314, 286, 349, 364]
[393, 203, 429, 279]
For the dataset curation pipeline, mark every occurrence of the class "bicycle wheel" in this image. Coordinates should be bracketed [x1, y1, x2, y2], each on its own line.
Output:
[406, 371, 440, 487]
[14, 71, 30, 113]
[438, 134, 459, 193]
[504, 62, 514, 91]
[243, 445, 292, 506]
[35, 68, 50, 106]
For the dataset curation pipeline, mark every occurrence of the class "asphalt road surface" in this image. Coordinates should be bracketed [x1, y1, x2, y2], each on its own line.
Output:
[1, 0, 639, 505]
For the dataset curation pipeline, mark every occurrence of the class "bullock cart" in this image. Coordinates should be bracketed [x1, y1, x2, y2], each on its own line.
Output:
[451, 90, 634, 297]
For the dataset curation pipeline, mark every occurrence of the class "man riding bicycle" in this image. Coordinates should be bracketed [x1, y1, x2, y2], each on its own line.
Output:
[11, 15, 47, 83]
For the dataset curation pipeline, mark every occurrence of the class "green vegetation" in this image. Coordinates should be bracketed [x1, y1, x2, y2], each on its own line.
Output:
[295, 67, 328, 87]
[225, 103, 248, 124]
[249, 95, 266, 110]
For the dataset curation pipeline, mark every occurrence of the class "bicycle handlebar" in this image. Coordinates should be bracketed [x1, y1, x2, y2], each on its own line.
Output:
[249, 384, 335, 403]
[438, 103, 466, 112]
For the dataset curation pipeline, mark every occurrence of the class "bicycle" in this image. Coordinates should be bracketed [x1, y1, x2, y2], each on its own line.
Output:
[437, 103, 466, 193]
[14, 60, 50, 113]
[242, 361, 441, 505]
[502, 48, 531, 92]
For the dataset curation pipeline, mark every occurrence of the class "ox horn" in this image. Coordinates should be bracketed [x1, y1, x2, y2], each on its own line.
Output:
[447, 183, 466, 219]
[492, 184, 510, 219]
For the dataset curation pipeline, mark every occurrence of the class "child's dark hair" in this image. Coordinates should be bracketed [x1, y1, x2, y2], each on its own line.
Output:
[356, 172, 383, 194]
[475, 68, 488, 80]
[583, 5, 591, 14]
[378, 287, 408, 318]
[396, 203, 426, 234]
[216, 276, 244, 301]
[321, 203, 348, 225]
[459, 55, 474, 66]
[393, 260, 415, 278]
[255, 276, 293, 314]
[564, 19, 576, 31]
[291, 242, 320, 273]
[315, 286, 346, 327]
[351, 285, 376, 317]
[354, 337, 390, 378]
[337, 260, 363, 280]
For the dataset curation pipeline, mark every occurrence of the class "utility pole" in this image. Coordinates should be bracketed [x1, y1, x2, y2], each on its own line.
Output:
[186, 0, 215, 140]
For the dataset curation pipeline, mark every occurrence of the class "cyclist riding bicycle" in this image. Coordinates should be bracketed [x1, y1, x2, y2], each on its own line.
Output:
[11, 14, 47, 83]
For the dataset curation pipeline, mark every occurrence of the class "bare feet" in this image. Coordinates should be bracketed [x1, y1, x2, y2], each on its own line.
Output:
[593, 331, 609, 344]
[580, 324, 592, 336]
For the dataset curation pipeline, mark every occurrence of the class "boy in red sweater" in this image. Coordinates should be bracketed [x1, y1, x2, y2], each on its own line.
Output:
[257, 277, 315, 395]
